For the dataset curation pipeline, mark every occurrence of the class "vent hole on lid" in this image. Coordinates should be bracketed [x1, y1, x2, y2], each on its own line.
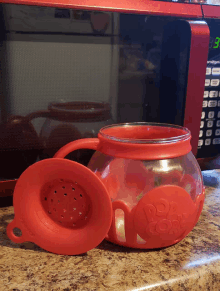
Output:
[54, 191, 57, 194]
[64, 193, 67, 196]
[72, 188, 75, 191]
[73, 208, 76, 211]
[44, 197, 47, 201]
[79, 212, 82, 215]
[13, 227, 22, 237]
[62, 186, 65, 189]
[74, 197, 77, 200]
[80, 194, 83, 198]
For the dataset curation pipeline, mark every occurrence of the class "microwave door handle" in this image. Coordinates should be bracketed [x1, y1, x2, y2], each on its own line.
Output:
[183, 21, 210, 157]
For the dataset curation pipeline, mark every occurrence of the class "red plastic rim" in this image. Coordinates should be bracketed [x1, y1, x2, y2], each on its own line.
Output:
[7, 158, 112, 255]
[97, 122, 192, 160]
[99, 122, 190, 143]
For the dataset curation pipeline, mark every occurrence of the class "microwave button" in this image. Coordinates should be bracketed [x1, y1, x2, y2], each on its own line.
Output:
[208, 111, 215, 119]
[212, 68, 220, 75]
[199, 130, 203, 138]
[209, 91, 218, 98]
[215, 129, 220, 136]
[198, 139, 204, 146]
[204, 91, 209, 98]
[201, 111, 205, 119]
[213, 138, 220, 145]
[206, 129, 212, 137]
[206, 68, 211, 75]
[205, 139, 211, 146]
[203, 101, 208, 108]
[211, 79, 220, 86]
[208, 100, 217, 107]
[200, 121, 204, 128]
[217, 120, 220, 127]
[207, 120, 214, 128]
[205, 79, 210, 87]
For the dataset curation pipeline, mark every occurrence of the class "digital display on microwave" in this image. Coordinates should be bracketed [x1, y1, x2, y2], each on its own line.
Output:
[213, 37, 220, 49]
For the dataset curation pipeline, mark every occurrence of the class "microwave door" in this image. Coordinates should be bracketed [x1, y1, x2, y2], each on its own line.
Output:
[159, 20, 210, 157]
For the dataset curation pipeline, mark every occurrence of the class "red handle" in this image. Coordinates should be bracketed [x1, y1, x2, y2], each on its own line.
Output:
[53, 138, 100, 159]
[183, 21, 210, 157]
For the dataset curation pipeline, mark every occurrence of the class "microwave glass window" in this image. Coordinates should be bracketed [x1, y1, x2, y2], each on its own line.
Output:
[2, 3, 220, 180]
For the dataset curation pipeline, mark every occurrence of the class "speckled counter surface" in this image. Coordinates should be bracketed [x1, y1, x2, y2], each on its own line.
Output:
[0, 170, 220, 291]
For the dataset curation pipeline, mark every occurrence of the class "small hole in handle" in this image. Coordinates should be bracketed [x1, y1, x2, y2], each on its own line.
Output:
[64, 193, 67, 196]
[72, 188, 75, 191]
[80, 194, 83, 198]
[13, 228, 22, 237]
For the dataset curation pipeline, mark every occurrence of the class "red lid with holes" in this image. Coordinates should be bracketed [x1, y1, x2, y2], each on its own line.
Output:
[6, 158, 112, 255]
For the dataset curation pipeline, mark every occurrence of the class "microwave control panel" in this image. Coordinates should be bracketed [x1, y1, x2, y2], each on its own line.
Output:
[197, 63, 220, 158]
[197, 19, 220, 158]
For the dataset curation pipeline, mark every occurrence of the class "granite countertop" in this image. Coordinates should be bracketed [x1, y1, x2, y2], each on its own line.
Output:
[0, 170, 220, 291]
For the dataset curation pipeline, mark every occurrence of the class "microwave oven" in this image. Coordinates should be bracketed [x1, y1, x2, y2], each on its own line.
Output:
[0, 0, 220, 198]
